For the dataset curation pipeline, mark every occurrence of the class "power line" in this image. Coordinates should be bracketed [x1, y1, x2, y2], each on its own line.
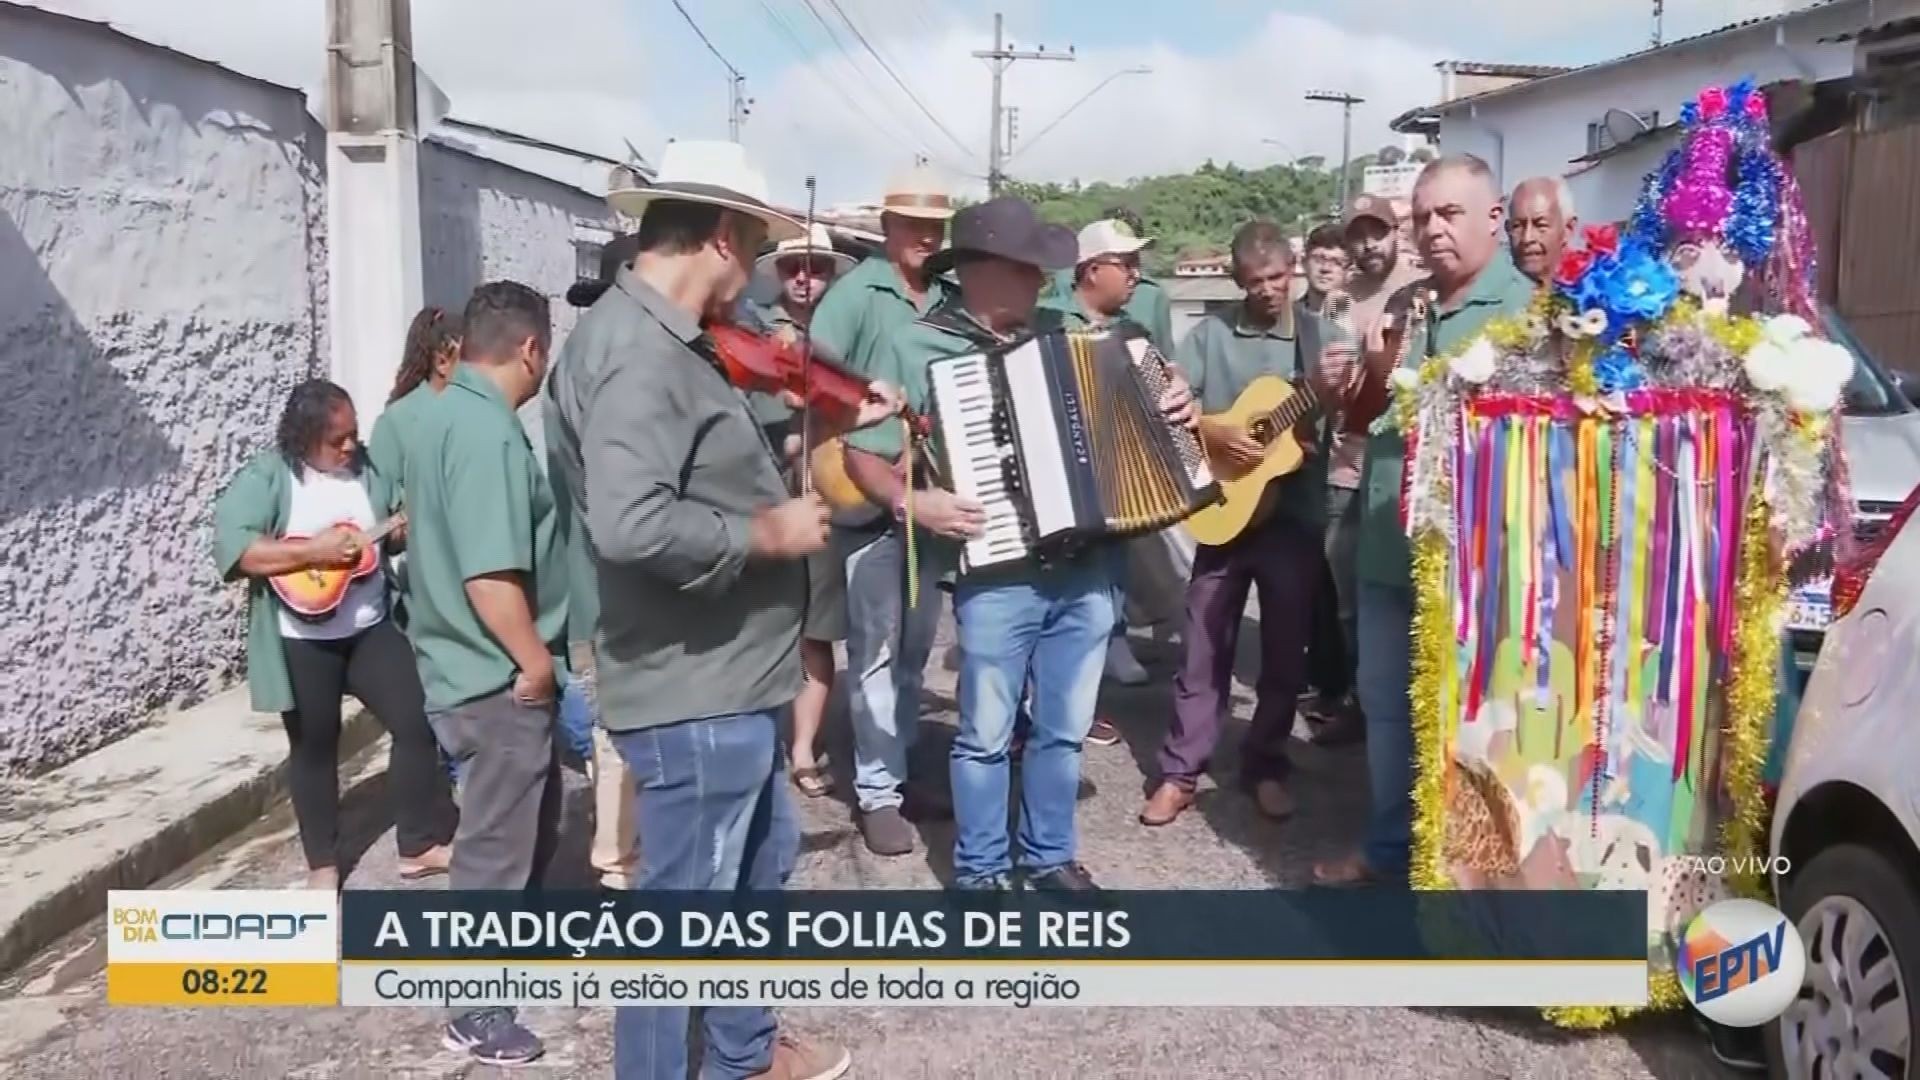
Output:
[751, 0, 957, 170]
[669, 0, 752, 138]
[790, 0, 977, 170]
[815, 0, 978, 159]
[670, 0, 740, 78]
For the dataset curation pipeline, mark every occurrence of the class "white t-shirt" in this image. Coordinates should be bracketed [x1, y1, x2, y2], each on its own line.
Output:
[277, 467, 389, 640]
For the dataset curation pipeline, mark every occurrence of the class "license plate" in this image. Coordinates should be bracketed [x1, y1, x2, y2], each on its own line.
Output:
[1787, 579, 1833, 633]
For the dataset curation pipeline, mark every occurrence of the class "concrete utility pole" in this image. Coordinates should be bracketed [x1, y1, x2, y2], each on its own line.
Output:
[325, 0, 425, 434]
[729, 74, 754, 141]
[1006, 106, 1020, 157]
[972, 13, 1074, 195]
[1306, 90, 1365, 215]
[1652, 0, 1665, 46]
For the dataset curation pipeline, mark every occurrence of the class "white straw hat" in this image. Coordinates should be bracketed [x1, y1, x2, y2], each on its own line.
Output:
[755, 223, 856, 278]
[607, 140, 804, 241]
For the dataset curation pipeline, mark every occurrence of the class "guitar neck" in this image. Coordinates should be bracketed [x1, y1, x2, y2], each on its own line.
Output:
[1263, 381, 1319, 431]
[366, 515, 403, 544]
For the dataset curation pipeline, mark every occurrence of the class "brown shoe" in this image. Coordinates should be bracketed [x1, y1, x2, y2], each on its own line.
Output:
[1252, 778, 1295, 821]
[747, 1032, 851, 1080]
[1311, 851, 1379, 888]
[1138, 782, 1195, 826]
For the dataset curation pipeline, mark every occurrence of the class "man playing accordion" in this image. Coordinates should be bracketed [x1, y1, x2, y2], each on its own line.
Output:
[841, 196, 1198, 891]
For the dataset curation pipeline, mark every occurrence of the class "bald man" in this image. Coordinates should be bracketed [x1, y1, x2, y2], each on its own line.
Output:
[1506, 177, 1577, 285]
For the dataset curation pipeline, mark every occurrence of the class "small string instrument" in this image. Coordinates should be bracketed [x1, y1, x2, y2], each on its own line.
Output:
[269, 515, 403, 619]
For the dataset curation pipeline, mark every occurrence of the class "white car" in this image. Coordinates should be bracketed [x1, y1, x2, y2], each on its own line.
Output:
[1768, 483, 1920, 1078]
[1784, 309, 1920, 666]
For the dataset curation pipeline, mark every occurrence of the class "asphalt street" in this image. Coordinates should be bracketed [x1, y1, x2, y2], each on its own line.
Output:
[0, 620, 1737, 1079]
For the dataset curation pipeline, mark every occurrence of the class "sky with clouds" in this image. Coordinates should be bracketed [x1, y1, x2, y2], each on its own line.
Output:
[31, 0, 1803, 206]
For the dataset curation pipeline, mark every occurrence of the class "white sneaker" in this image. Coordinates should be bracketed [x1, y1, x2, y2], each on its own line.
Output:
[1105, 636, 1150, 686]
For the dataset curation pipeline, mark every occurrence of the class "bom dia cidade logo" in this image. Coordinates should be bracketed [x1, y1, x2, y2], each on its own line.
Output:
[1677, 898, 1805, 1027]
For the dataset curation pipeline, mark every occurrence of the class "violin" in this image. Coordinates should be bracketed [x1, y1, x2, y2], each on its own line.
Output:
[706, 321, 929, 436]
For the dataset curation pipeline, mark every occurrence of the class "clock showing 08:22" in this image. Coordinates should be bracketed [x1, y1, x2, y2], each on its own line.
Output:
[106, 890, 339, 1007]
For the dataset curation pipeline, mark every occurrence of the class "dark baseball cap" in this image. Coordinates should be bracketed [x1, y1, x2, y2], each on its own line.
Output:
[1343, 195, 1394, 231]
[567, 233, 644, 308]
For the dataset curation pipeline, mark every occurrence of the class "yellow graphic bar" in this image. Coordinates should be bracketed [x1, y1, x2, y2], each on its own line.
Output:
[108, 962, 338, 1006]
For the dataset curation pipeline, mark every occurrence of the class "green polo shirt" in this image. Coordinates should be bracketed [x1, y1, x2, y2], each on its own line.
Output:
[1045, 270, 1173, 350]
[1355, 256, 1536, 588]
[210, 450, 397, 714]
[1126, 275, 1175, 352]
[402, 363, 569, 711]
[365, 382, 437, 495]
[810, 256, 952, 376]
[846, 303, 1067, 581]
[1177, 301, 1331, 529]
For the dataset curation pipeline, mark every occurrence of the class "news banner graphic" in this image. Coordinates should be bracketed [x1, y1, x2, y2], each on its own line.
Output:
[108, 890, 339, 1006]
[105, 889, 1659, 1010]
[336, 891, 1651, 1009]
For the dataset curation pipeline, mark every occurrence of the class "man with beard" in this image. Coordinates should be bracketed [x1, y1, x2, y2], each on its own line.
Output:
[1312, 156, 1535, 888]
[1304, 195, 1424, 745]
[1506, 176, 1577, 286]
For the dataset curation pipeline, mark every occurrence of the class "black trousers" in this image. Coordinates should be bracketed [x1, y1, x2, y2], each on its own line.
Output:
[1305, 549, 1351, 700]
[280, 619, 456, 868]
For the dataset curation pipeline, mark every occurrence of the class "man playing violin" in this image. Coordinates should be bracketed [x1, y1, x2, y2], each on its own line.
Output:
[547, 140, 899, 1080]
[845, 196, 1198, 891]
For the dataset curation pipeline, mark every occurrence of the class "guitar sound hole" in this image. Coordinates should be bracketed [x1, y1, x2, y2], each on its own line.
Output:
[1248, 420, 1273, 443]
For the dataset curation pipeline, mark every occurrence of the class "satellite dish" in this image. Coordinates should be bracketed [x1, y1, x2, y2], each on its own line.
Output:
[1602, 107, 1652, 147]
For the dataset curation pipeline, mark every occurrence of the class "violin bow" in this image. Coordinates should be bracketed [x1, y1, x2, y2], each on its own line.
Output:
[798, 174, 818, 497]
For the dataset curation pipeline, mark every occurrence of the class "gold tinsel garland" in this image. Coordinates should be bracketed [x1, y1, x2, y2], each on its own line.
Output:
[1407, 471, 1788, 1030]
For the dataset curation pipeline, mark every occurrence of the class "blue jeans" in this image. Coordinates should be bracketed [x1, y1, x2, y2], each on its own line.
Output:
[609, 709, 797, 1080]
[1356, 582, 1415, 877]
[951, 562, 1115, 883]
[842, 529, 942, 813]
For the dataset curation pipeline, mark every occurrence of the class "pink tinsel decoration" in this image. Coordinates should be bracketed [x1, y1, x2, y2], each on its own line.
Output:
[1663, 183, 1734, 236]
[1699, 85, 1727, 119]
[1744, 91, 1768, 122]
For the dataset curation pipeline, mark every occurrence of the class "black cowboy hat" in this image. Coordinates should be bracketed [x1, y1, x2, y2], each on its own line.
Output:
[925, 196, 1077, 276]
[567, 232, 644, 308]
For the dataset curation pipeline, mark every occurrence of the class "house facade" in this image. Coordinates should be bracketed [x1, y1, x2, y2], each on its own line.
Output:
[1394, 0, 1875, 225]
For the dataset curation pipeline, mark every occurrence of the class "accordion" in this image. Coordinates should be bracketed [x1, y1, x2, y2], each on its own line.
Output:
[927, 325, 1221, 573]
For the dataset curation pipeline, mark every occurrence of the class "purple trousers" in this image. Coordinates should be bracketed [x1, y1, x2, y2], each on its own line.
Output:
[1158, 515, 1320, 789]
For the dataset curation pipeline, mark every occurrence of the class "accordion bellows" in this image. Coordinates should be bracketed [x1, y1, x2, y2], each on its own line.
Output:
[929, 326, 1220, 573]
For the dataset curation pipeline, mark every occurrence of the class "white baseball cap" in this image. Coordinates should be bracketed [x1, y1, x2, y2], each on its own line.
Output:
[1075, 219, 1154, 265]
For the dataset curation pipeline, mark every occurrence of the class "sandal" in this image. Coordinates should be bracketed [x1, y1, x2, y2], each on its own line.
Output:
[791, 765, 834, 798]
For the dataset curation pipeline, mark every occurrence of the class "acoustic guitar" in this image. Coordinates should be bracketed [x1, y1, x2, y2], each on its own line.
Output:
[1183, 378, 1327, 547]
[269, 515, 404, 620]
[1183, 292, 1364, 548]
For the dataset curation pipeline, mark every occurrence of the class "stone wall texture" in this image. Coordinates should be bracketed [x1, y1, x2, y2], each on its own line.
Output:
[1, 7, 612, 776]
[420, 140, 611, 460]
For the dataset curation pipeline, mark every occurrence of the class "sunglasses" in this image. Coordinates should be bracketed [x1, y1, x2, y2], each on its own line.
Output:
[778, 258, 838, 279]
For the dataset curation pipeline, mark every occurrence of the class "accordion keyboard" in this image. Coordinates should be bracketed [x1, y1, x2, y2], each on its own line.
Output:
[927, 354, 1031, 568]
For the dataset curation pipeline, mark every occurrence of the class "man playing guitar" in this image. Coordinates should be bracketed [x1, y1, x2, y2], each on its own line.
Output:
[1141, 221, 1353, 828]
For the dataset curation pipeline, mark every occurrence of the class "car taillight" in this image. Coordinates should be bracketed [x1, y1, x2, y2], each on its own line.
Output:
[1831, 484, 1920, 619]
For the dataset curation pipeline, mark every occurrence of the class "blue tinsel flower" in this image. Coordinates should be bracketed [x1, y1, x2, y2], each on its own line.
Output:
[1599, 241, 1680, 324]
[1593, 345, 1647, 393]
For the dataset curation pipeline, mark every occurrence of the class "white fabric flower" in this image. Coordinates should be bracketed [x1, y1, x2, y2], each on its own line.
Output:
[1761, 313, 1813, 347]
[1391, 367, 1421, 391]
[1744, 339, 1793, 393]
[1782, 338, 1855, 413]
[1449, 336, 1499, 385]
[1702, 297, 1730, 318]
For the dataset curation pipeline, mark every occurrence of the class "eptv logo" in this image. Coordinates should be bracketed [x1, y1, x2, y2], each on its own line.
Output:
[1678, 899, 1806, 1027]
